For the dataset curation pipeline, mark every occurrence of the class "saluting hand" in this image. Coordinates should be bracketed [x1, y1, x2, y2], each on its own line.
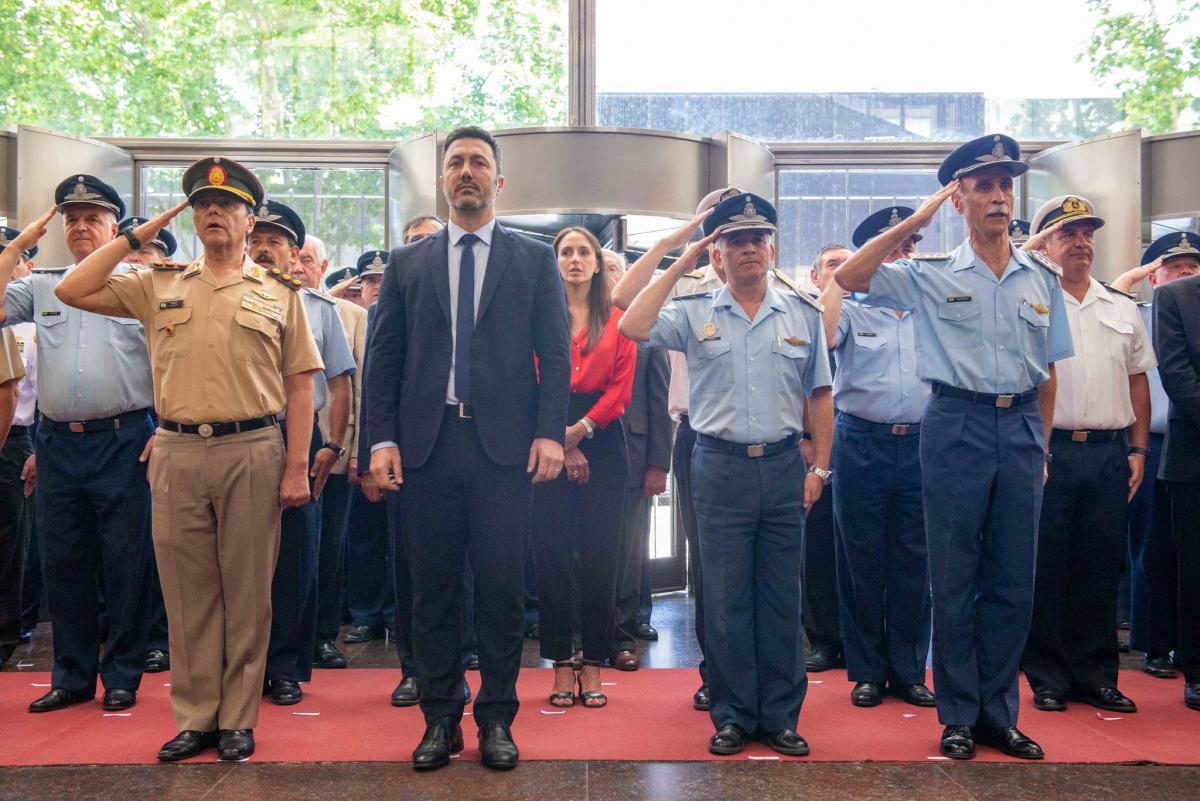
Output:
[662, 210, 713, 252]
[1020, 226, 1054, 254]
[10, 207, 57, 253]
[910, 180, 959, 229]
[131, 201, 189, 251]
[670, 231, 720, 275]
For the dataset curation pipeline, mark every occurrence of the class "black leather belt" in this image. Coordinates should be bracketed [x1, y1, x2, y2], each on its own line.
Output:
[41, 408, 151, 434]
[159, 415, 277, 438]
[697, 432, 799, 459]
[1051, 428, 1122, 443]
[445, 402, 474, 420]
[840, 412, 920, 436]
[932, 383, 1038, 409]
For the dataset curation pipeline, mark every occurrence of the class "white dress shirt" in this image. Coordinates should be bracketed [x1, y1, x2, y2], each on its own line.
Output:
[1053, 277, 1157, 431]
[11, 322, 37, 426]
[446, 218, 495, 404]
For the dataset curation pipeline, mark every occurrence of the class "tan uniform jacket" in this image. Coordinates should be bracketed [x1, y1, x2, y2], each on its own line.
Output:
[94, 255, 323, 423]
[319, 297, 367, 474]
[0, 328, 25, 384]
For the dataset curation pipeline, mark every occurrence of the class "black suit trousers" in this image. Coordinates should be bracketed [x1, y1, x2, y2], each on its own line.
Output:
[402, 412, 531, 727]
[1167, 480, 1200, 683]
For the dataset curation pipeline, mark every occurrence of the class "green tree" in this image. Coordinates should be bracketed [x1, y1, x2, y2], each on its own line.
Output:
[0, 0, 566, 139]
[1083, 0, 1200, 134]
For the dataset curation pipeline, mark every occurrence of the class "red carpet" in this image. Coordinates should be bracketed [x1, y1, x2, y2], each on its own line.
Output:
[1, 669, 1196, 765]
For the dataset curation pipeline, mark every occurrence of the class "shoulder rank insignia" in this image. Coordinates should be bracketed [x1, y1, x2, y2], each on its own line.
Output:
[672, 291, 712, 302]
[1027, 250, 1063, 276]
[1100, 282, 1137, 301]
[682, 269, 706, 280]
[303, 287, 335, 304]
[30, 266, 67, 273]
[267, 267, 302, 290]
[771, 268, 802, 294]
[779, 285, 823, 313]
[914, 252, 951, 262]
[151, 259, 186, 271]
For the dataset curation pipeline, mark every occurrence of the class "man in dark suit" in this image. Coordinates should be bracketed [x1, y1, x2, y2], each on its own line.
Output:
[1149, 231, 1200, 712]
[366, 126, 571, 770]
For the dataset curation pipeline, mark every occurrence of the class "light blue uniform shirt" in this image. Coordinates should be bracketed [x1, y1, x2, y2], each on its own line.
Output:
[2, 264, 154, 421]
[648, 284, 833, 444]
[833, 297, 930, 423]
[279, 288, 356, 421]
[1139, 302, 1169, 435]
[863, 241, 1074, 394]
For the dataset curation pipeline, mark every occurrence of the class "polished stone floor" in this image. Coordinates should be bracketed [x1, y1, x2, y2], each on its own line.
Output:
[2, 594, 1195, 801]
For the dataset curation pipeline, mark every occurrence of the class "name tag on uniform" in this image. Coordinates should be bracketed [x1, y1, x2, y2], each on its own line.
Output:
[240, 294, 284, 323]
[159, 300, 184, 310]
[856, 332, 877, 338]
[41, 310, 62, 317]
[946, 296, 972, 303]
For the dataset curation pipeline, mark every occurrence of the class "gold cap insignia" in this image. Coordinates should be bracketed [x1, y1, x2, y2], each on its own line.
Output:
[1063, 196, 1085, 214]
[65, 182, 101, 203]
[991, 135, 1005, 158]
[742, 197, 756, 218]
[208, 165, 227, 186]
[371, 254, 385, 269]
[887, 209, 902, 228]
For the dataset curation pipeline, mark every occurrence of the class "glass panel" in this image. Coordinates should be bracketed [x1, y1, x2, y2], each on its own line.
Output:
[141, 165, 385, 269]
[4, 1, 568, 138]
[596, 0, 1136, 141]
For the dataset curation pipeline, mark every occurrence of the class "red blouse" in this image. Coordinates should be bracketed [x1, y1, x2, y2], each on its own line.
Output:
[571, 307, 636, 429]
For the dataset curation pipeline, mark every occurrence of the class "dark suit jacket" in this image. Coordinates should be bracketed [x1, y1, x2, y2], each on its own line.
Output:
[623, 344, 673, 490]
[364, 224, 571, 469]
[355, 301, 379, 471]
[1153, 273, 1200, 483]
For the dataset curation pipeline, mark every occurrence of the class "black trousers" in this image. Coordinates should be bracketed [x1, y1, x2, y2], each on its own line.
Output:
[403, 410, 531, 727]
[672, 415, 705, 683]
[1167, 480, 1200, 684]
[803, 487, 842, 653]
[1128, 434, 1176, 656]
[36, 413, 154, 694]
[315, 472, 351, 644]
[345, 485, 394, 631]
[531, 395, 628, 662]
[0, 427, 33, 656]
[613, 485, 650, 652]
[1023, 435, 1128, 693]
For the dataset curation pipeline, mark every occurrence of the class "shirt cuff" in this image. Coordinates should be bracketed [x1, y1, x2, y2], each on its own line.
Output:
[371, 441, 398, 452]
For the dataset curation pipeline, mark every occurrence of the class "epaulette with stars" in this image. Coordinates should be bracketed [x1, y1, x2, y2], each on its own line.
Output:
[1101, 282, 1138, 301]
[151, 259, 187, 271]
[1027, 250, 1063, 276]
[267, 267, 303, 290]
[303, 287, 336, 304]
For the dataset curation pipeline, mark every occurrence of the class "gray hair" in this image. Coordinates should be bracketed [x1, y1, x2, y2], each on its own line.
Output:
[303, 234, 328, 272]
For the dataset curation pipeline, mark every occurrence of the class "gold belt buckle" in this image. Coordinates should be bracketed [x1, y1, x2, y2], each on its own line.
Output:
[68, 422, 84, 433]
[197, 423, 214, 438]
[1071, 430, 1088, 442]
[891, 424, 909, 436]
[994, 394, 1014, 409]
[746, 443, 766, 458]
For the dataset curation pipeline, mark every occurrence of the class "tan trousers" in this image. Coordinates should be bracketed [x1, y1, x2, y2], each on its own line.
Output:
[148, 426, 284, 732]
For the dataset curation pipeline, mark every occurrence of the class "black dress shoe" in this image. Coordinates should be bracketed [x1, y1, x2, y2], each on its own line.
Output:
[1142, 654, 1177, 679]
[28, 687, 92, 713]
[465, 653, 480, 671]
[693, 684, 710, 711]
[19, 629, 33, 643]
[314, 641, 347, 669]
[1069, 686, 1137, 713]
[478, 720, 519, 770]
[708, 723, 749, 755]
[1032, 689, 1067, 711]
[464, 679, 472, 704]
[851, 682, 883, 707]
[524, 623, 540, 640]
[269, 679, 303, 705]
[762, 729, 809, 756]
[217, 729, 255, 762]
[976, 726, 1044, 760]
[391, 676, 421, 707]
[635, 623, 659, 641]
[940, 725, 976, 760]
[1185, 683, 1200, 711]
[343, 624, 379, 644]
[412, 718, 463, 771]
[805, 644, 836, 672]
[158, 730, 217, 762]
[103, 688, 136, 710]
[887, 682, 935, 707]
[143, 649, 170, 673]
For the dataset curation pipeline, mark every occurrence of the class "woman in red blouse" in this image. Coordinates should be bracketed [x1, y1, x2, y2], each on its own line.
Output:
[533, 226, 636, 709]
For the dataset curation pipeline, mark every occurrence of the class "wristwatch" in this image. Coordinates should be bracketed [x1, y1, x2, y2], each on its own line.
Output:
[122, 229, 141, 250]
[1128, 446, 1150, 457]
[807, 465, 833, 484]
[321, 441, 346, 459]
[579, 417, 596, 439]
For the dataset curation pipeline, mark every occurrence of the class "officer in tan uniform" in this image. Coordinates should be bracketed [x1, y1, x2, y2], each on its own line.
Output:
[53, 157, 323, 764]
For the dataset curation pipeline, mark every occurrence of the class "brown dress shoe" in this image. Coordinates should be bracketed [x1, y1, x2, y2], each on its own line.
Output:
[612, 650, 639, 671]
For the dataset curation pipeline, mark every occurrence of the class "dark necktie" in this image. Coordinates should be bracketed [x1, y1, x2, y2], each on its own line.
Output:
[455, 233, 479, 403]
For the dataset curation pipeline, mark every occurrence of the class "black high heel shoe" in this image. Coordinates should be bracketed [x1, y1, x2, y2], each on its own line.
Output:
[548, 660, 577, 707]
[578, 659, 608, 708]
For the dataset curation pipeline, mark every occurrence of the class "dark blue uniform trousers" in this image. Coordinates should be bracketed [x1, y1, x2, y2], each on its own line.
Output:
[315, 472, 351, 645]
[691, 439, 808, 735]
[920, 392, 1044, 728]
[832, 412, 930, 685]
[1127, 433, 1176, 656]
[345, 487, 394, 631]
[35, 412, 154, 694]
[267, 422, 322, 684]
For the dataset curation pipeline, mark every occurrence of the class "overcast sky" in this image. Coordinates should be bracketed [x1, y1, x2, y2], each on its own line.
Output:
[595, 0, 1133, 98]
